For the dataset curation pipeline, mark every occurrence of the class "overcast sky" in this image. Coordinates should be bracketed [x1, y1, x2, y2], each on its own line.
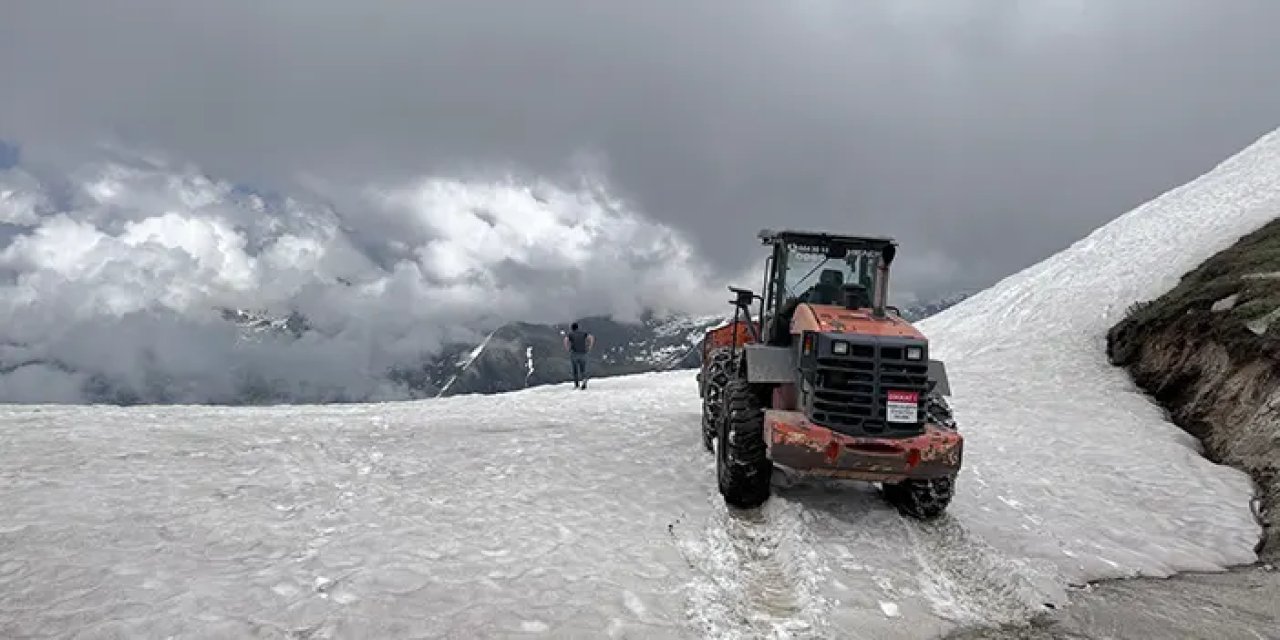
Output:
[3, 0, 1280, 300]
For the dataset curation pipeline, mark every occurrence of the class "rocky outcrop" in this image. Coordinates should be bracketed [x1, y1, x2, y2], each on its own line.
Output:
[1107, 216, 1280, 561]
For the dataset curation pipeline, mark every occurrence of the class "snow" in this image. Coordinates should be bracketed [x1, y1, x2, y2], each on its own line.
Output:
[1, 373, 1061, 639]
[436, 330, 497, 397]
[2, 129, 1279, 637]
[1247, 307, 1280, 336]
[1212, 293, 1241, 312]
[459, 332, 494, 369]
[915, 127, 1280, 585]
[650, 314, 727, 340]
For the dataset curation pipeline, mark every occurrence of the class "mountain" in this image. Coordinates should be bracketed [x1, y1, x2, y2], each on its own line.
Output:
[385, 313, 728, 397]
[221, 292, 972, 400]
[898, 291, 975, 321]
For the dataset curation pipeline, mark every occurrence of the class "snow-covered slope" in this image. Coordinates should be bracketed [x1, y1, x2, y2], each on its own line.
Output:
[915, 127, 1280, 582]
[3, 131, 1279, 639]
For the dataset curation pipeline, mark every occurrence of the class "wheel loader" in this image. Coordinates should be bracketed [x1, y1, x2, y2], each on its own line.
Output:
[696, 229, 962, 519]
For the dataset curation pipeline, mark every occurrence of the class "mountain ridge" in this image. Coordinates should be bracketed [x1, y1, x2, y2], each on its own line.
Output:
[0, 294, 970, 405]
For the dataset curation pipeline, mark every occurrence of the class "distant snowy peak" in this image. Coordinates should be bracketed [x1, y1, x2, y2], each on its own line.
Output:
[613, 313, 730, 369]
[898, 291, 975, 322]
[208, 293, 967, 401]
[219, 307, 310, 340]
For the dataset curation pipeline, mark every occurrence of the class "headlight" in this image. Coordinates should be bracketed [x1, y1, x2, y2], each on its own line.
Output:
[832, 340, 849, 355]
[905, 346, 923, 360]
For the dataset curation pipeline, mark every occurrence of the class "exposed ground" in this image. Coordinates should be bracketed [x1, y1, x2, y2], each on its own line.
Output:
[1108, 214, 1280, 562]
[948, 565, 1280, 640]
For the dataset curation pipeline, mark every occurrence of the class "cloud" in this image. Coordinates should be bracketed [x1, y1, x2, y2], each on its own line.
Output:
[3, 1, 1279, 304]
[0, 151, 720, 403]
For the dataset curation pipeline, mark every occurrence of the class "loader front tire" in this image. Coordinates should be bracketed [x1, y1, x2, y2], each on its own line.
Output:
[716, 379, 772, 509]
[882, 475, 955, 520]
[700, 347, 736, 452]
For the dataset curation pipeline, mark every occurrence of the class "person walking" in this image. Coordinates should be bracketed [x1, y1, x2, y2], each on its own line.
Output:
[563, 322, 594, 389]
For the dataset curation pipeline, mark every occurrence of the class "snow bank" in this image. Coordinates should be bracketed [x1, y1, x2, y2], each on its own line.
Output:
[919, 127, 1280, 582]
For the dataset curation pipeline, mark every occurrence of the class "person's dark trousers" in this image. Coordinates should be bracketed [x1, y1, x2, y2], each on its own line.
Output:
[571, 352, 588, 388]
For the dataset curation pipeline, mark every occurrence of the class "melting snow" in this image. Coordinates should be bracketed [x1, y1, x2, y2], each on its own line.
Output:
[1, 129, 1279, 637]
[1247, 307, 1280, 336]
[1212, 293, 1241, 312]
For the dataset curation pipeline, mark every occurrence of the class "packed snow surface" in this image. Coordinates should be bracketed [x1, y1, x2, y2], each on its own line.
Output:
[3, 129, 1279, 638]
[0, 377, 1054, 640]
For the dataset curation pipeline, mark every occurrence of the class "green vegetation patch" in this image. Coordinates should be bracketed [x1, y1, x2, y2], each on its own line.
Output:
[1120, 215, 1280, 334]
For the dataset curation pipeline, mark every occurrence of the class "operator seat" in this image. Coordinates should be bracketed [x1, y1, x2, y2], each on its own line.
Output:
[810, 269, 844, 305]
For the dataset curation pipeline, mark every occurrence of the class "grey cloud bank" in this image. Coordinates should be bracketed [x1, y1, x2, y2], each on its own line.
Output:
[3, 1, 1278, 296]
[0, 155, 718, 402]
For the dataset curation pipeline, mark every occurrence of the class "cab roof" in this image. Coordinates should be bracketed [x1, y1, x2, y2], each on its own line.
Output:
[757, 229, 898, 253]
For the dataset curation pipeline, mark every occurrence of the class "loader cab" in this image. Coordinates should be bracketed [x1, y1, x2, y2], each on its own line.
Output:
[756, 230, 898, 345]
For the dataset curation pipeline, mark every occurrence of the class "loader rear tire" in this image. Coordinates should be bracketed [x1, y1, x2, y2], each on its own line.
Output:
[716, 379, 772, 509]
[882, 475, 955, 520]
[700, 347, 736, 452]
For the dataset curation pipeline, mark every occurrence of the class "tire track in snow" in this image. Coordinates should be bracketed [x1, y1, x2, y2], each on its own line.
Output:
[894, 515, 1059, 629]
[783, 474, 1064, 635]
[674, 471, 833, 639]
[676, 465, 1063, 638]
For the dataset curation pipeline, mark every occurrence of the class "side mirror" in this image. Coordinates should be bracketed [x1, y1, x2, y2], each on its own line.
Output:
[728, 286, 757, 308]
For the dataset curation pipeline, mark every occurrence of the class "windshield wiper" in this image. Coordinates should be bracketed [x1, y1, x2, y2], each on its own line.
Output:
[786, 257, 829, 299]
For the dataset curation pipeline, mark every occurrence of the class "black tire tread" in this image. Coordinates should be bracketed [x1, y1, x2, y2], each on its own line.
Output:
[924, 390, 956, 429]
[700, 347, 737, 451]
[882, 476, 955, 519]
[717, 378, 772, 509]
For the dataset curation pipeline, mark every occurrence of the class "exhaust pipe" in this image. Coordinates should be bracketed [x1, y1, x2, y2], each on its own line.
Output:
[873, 244, 896, 318]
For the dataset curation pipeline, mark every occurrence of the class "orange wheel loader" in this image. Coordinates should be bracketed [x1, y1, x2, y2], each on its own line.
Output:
[696, 230, 961, 518]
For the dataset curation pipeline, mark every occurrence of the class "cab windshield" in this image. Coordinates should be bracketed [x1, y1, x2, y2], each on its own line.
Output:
[780, 247, 880, 307]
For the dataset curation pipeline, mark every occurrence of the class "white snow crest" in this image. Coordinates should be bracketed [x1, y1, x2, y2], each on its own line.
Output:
[917, 127, 1280, 586]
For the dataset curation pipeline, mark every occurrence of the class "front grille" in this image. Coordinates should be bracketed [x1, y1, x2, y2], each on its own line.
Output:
[806, 341, 929, 437]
